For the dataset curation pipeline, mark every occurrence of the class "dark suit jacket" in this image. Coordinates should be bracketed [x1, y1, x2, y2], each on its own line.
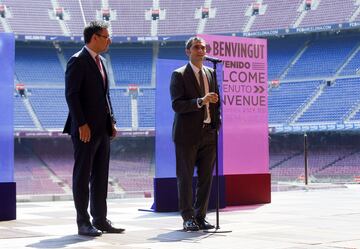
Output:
[170, 63, 221, 145]
[63, 47, 115, 137]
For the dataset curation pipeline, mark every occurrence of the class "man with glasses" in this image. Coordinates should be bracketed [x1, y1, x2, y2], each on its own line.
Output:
[64, 20, 124, 236]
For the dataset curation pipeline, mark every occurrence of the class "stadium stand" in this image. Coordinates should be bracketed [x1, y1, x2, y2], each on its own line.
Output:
[138, 88, 155, 128]
[1, 0, 360, 37]
[250, 0, 300, 32]
[14, 140, 66, 195]
[268, 80, 321, 124]
[203, 0, 252, 34]
[30, 138, 73, 189]
[270, 148, 355, 182]
[296, 78, 360, 123]
[27, 88, 67, 130]
[267, 36, 308, 80]
[2, 0, 63, 36]
[157, 0, 199, 36]
[57, 0, 86, 36]
[284, 36, 359, 79]
[14, 138, 154, 195]
[108, 0, 152, 36]
[60, 42, 83, 61]
[109, 89, 132, 128]
[13, 35, 360, 131]
[269, 132, 360, 182]
[15, 42, 64, 84]
[318, 150, 360, 180]
[351, 108, 360, 121]
[339, 48, 360, 76]
[298, 0, 356, 28]
[8, 0, 360, 197]
[109, 44, 153, 85]
[14, 95, 36, 130]
[158, 42, 188, 60]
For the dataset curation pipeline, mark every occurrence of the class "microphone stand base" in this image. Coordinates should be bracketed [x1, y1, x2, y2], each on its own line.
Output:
[203, 227, 232, 234]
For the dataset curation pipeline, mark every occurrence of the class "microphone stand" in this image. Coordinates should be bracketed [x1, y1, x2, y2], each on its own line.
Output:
[204, 60, 232, 234]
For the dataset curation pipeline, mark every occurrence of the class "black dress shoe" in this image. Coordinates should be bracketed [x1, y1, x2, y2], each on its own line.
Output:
[78, 224, 102, 236]
[183, 217, 200, 231]
[92, 219, 125, 233]
[196, 218, 215, 230]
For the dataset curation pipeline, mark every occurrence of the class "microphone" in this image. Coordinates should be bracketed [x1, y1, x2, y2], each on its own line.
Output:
[204, 55, 223, 63]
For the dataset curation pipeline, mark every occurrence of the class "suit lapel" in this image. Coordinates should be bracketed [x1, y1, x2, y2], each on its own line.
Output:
[82, 48, 99, 73]
[82, 48, 107, 91]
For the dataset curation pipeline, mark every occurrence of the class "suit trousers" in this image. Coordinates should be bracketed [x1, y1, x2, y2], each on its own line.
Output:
[71, 133, 110, 226]
[175, 126, 216, 221]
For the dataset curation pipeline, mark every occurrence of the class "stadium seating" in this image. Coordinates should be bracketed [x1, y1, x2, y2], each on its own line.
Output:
[14, 95, 36, 130]
[109, 44, 153, 86]
[9, 0, 360, 195]
[108, 0, 152, 36]
[351, 109, 360, 121]
[158, 0, 200, 36]
[138, 89, 155, 128]
[318, 150, 360, 179]
[299, 0, 355, 28]
[13, 33, 360, 131]
[285, 36, 358, 79]
[57, 0, 85, 36]
[158, 42, 188, 60]
[1, 0, 359, 37]
[15, 42, 64, 84]
[60, 42, 83, 61]
[268, 80, 321, 124]
[250, 0, 300, 32]
[270, 147, 360, 182]
[23, 88, 133, 130]
[203, 0, 252, 34]
[14, 140, 66, 195]
[339, 48, 360, 76]
[109, 89, 132, 128]
[2, 0, 63, 36]
[28, 88, 67, 129]
[267, 36, 308, 80]
[297, 78, 360, 123]
[15, 138, 154, 195]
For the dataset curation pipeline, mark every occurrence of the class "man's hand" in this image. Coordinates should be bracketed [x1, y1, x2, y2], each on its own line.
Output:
[202, 92, 219, 105]
[79, 124, 91, 143]
[111, 123, 117, 140]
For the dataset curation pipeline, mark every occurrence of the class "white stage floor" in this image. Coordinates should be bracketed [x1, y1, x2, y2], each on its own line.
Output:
[1, 185, 360, 249]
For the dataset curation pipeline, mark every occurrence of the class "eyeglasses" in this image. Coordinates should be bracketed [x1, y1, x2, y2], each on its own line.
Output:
[95, 33, 111, 40]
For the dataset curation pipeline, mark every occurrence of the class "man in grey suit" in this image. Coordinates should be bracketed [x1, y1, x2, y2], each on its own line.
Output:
[63, 21, 124, 236]
[170, 36, 221, 231]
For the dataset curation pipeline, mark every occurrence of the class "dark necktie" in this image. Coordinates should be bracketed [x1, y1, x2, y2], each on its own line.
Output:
[96, 55, 111, 115]
[95, 55, 106, 87]
[199, 70, 208, 121]
[199, 69, 205, 96]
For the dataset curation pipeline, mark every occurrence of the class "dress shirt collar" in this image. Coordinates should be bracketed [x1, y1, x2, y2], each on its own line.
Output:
[84, 46, 98, 61]
[189, 61, 203, 75]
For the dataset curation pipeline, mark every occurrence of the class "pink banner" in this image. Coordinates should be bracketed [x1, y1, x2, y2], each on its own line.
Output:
[199, 34, 268, 175]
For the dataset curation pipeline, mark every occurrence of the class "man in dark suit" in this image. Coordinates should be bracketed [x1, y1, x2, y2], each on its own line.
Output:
[170, 36, 221, 231]
[63, 21, 124, 236]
